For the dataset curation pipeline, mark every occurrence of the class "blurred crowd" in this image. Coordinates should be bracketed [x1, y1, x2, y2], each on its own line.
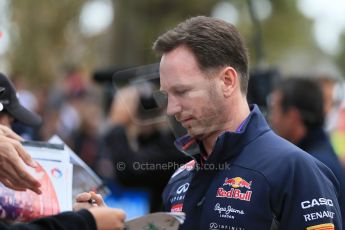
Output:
[3, 68, 189, 215]
[3, 64, 345, 215]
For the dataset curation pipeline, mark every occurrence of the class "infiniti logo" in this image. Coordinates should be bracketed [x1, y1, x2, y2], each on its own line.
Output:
[176, 183, 190, 194]
[209, 222, 218, 229]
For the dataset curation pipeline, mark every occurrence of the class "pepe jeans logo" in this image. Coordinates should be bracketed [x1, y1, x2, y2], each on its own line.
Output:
[176, 183, 189, 194]
[216, 177, 253, 202]
[214, 203, 244, 220]
[214, 203, 245, 215]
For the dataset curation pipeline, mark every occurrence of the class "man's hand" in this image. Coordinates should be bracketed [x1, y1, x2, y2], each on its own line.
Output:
[74, 191, 107, 211]
[74, 192, 126, 229]
[0, 124, 23, 139]
[0, 125, 41, 194]
[88, 207, 126, 230]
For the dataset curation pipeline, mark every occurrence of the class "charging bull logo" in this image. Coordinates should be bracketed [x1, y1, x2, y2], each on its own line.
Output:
[217, 177, 253, 202]
[223, 177, 252, 189]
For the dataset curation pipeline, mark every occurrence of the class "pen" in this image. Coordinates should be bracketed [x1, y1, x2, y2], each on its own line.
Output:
[88, 199, 97, 205]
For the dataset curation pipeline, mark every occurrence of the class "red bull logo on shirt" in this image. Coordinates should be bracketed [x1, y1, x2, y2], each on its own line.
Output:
[223, 177, 252, 189]
[217, 177, 253, 202]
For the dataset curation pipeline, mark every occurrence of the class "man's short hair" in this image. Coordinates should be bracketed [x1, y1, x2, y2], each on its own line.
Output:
[276, 77, 324, 129]
[152, 16, 249, 94]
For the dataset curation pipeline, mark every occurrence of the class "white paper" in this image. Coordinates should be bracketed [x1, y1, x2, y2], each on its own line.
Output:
[125, 212, 186, 230]
[48, 135, 110, 200]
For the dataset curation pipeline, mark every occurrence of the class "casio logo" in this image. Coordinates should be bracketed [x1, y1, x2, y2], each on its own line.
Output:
[301, 198, 334, 209]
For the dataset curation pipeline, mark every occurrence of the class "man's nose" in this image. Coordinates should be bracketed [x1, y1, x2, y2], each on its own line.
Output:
[166, 96, 182, 116]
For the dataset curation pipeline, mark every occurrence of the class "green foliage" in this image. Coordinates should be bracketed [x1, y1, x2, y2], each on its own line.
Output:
[110, 0, 216, 66]
[8, 0, 85, 87]
[7, 0, 345, 86]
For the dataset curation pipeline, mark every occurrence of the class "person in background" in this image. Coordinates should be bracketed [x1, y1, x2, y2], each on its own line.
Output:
[269, 77, 345, 226]
[0, 72, 43, 194]
[103, 86, 189, 211]
[0, 73, 126, 229]
[10, 73, 40, 140]
[0, 73, 41, 129]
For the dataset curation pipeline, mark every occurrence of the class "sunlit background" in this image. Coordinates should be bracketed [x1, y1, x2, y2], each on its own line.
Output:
[1, 0, 345, 86]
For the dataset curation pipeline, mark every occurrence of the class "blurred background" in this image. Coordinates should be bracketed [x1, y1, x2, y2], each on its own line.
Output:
[1, 0, 345, 218]
[1, 0, 345, 82]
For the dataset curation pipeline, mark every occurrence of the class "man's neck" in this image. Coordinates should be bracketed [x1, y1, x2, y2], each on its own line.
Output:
[289, 123, 307, 145]
[202, 99, 250, 156]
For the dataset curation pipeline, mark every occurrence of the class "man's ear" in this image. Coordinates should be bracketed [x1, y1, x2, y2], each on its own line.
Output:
[221, 67, 237, 98]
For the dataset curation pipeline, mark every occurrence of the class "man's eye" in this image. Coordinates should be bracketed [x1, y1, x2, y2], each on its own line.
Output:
[175, 89, 187, 95]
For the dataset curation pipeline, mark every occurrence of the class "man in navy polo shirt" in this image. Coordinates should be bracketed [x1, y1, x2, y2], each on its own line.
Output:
[153, 16, 342, 229]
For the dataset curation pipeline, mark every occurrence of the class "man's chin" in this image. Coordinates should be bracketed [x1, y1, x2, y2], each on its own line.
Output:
[187, 127, 209, 140]
[186, 128, 201, 138]
[187, 126, 222, 140]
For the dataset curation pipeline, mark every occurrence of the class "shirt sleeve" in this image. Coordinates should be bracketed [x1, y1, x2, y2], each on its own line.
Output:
[0, 209, 96, 230]
[270, 151, 342, 230]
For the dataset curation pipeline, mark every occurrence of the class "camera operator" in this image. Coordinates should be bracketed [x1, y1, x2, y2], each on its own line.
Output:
[102, 85, 189, 212]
